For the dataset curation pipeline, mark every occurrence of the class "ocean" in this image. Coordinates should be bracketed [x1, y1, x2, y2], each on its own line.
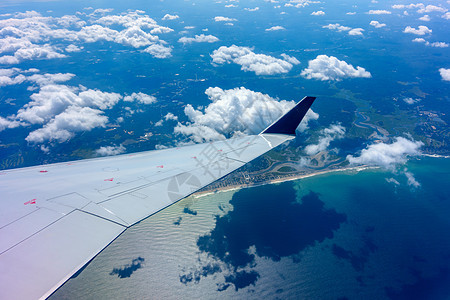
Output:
[50, 156, 450, 299]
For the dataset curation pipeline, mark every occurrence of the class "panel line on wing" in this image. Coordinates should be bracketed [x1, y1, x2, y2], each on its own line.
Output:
[0, 209, 38, 230]
[0, 209, 69, 256]
[75, 209, 128, 228]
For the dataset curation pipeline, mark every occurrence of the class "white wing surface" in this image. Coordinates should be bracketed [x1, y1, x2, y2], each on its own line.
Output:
[0, 96, 315, 299]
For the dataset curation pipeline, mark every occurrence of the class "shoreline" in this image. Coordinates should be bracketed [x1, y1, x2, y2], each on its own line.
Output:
[192, 165, 378, 199]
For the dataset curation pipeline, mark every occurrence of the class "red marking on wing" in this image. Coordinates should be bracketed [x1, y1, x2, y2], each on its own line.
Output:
[157, 165, 164, 168]
[104, 178, 114, 181]
[24, 199, 36, 205]
[39, 170, 48, 173]
[192, 156, 197, 159]
[218, 149, 223, 152]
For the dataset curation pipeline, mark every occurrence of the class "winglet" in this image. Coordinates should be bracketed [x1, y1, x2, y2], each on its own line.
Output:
[261, 96, 316, 135]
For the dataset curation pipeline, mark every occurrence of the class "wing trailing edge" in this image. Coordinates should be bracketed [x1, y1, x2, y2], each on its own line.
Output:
[261, 96, 316, 135]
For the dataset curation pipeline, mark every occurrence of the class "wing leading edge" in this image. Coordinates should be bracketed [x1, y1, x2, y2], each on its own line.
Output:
[0, 96, 315, 300]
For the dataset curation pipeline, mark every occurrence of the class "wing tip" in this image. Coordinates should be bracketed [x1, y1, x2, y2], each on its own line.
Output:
[261, 96, 316, 135]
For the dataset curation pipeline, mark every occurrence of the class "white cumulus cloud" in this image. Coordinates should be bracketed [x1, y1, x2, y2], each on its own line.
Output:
[214, 16, 237, 22]
[368, 10, 392, 14]
[162, 14, 179, 20]
[142, 44, 172, 58]
[174, 87, 318, 143]
[311, 11, 325, 16]
[370, 20, 386, 28]
[417, 5, 447, 14]
[178, 34, 219, 44]
[25, 106, 109, 143]
[96, 144, 126, 156]
[301, 55, 372, 81]
[265, 26, 286, 31]
[65, 44, 83, 52]
[346, 137, 423, 170]
[348, 28, 364, 36]
[419, 15, 431, 21]
[323, 23, 364, 36]
[123, 92, 157, 104]
[439, 68, 450, 81]
[403, 25, 432, 35]
[304, 123, 345, 155]
[211, 45, 300, 75]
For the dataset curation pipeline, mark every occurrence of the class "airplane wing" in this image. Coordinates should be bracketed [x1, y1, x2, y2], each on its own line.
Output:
[0, 96, 315, 300]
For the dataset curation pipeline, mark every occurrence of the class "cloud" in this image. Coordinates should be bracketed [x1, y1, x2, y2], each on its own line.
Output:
[0, 37, 66, 64]
[65, 44, 83, 52]
[419, 15, 431, 21]
[348, 28, 364, 36]
[311, 11, 325, 16]
[26, 73, 75, 86]
[301, 55, 371, 81]
[404, 170, 420, 187]
[346, 12, 356, 15]
[284, 0, 318, 8]
[164, 112, 178, 121]
[386, 177, 400, 185]
[0, 67, 160, 143]
[304, 123, 345, 155]
[323, 23, 364, 36]
[178, 34, 219, 44]
[244, 7, 260, 11]
[0, 10, 175, 63]
[403, 97, 421, 104]
[439, 68, 450, 81]
[403, 25, 432, 35]
[15, 84, 121, 125]
[25, 106, 109, 143]
[162, 14, 179, 20]
[96, 144, 126, 156]
[123, 92, 157, 104]
[0, 68, 27, 86]
[370, 20, 386, 28]
[280, 53, 300, 65]
[211, 45, 300, 75]
[174, 87, 318, 143]
[417, 5, 447, 14]
[443, 12, 450, 20]
[368, 10, 392, 15]
[214, 16, 237, 22]
[392, 4, 424, 10]
[346, 137, 423, 170]
[323, 23, 351, 32]
[0, 116, 20, 131]
[412, 38, 449, 48]
[265, 26, 286, 31]
[427, 42, 448, 48]
[412, 37, 426, 43]
[142, 44, 172, 58]
[0, 68, 74, 87]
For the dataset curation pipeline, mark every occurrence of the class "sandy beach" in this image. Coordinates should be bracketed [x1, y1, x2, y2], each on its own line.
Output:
[193, 165, 377, 199]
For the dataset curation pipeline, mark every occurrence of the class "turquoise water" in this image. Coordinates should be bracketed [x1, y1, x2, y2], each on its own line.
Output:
[51, 157, 450, 299]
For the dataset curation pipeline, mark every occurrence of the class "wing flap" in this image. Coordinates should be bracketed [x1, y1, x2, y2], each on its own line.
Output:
[0, 210, 125, 300]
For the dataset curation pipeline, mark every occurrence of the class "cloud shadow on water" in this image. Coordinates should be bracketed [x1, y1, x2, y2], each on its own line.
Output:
[180, 181, 346, 291]
[110, 257, 145, 278]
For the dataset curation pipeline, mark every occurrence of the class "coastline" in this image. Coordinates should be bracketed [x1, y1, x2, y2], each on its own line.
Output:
[192, 165, 378, 199]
